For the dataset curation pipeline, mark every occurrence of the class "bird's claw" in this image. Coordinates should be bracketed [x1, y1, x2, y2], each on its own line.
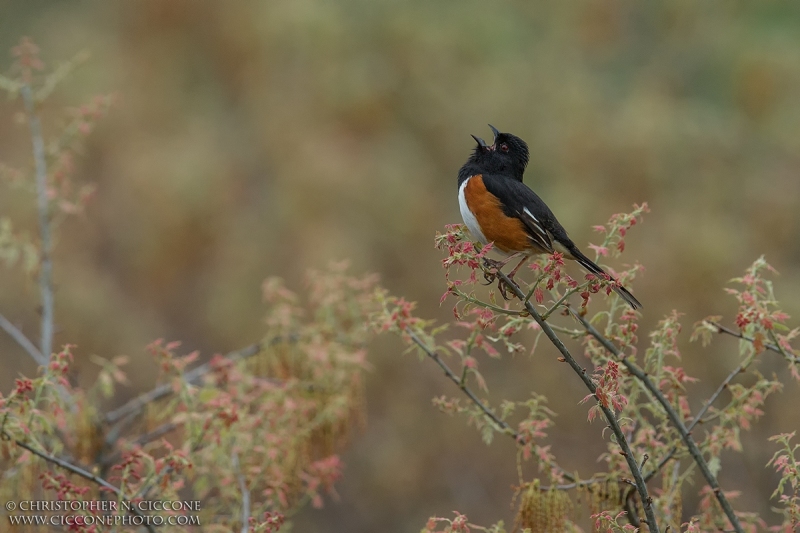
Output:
[497, 273, 517, 300]
[481, 258, 517, 300]
[481, 258, 502, 285]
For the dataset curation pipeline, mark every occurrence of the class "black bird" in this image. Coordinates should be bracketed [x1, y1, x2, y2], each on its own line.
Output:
[457, 125, 642, 310]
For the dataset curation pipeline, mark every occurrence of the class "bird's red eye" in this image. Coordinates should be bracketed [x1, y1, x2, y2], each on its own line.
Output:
[500, 143, 509, 152]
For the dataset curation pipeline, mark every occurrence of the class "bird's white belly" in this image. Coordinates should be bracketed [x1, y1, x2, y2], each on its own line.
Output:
[458, 178, 488, 244]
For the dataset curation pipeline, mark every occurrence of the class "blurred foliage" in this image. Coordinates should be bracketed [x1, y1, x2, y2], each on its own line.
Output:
[1, 1, 800, 531]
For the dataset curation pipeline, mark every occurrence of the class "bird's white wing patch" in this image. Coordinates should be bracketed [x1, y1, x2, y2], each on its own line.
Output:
[520, 207, 553, 252]
[522, 208, 545, 235]
[458, 178, 488, 244]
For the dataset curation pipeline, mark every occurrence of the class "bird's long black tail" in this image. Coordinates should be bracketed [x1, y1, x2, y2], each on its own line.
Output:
[569, 247, 642, 310]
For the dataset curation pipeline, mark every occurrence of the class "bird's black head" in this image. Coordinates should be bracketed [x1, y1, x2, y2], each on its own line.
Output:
[464, 125, 529, 181]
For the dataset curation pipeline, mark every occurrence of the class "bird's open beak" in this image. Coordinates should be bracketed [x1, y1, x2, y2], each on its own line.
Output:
[471, 134, 488, 150]
[488, 124, 500, 148]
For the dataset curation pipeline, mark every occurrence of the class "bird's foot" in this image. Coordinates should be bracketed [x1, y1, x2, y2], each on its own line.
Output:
[481, 258, 505, 285]
[481, 258, 517, 300]
[497, 272, 517, 300]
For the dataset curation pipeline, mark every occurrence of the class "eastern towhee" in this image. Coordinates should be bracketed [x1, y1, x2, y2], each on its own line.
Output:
[458, 125, 642, 310]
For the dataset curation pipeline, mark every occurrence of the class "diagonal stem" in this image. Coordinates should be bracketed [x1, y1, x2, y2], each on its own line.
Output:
[4, 431, 156, 533]
[232, 451, 250, 533]
[405, 328, 599, 489]
[642, 352, 754, 484]
[0, 313, 47, 365]
[708, 321, 799, 364]
[570, 308, 744, 533]
[406, 329, 519, 440]
[104, 340, 272, 425]
[493, 268, 660, 533]
[21, 84, 54, 362]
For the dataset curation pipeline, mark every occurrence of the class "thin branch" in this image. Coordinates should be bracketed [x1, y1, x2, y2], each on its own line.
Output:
[4, 432, 156, 533]
[103, 411, 138, 448]
[621, 355, 753, 524]
[541, 283, 588, 321]
[232, 451, 250, 533]
[100, 421, 180, 467]
[625, 488, 642, 528]
[539, 476, 603, 492]
[570, 308, 744, 533]
[690, 362, 749, 431]
[406, 328, 597, 489]
[21, 84, 54, 362]
[450, 286, 526, 316]
[709, 321, 799, 364]
[0, 312, 47, 365]
[493, 268, 660, 533]
[104, 341, 270, 425]
[0, 314, 72, 406]
[643, 353, 754, 484]
[406, 329, 520, 440]
[133, 423, 210, 502]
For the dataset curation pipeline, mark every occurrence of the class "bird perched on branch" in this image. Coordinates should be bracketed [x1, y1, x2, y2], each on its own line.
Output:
[457, 125, 641, 310]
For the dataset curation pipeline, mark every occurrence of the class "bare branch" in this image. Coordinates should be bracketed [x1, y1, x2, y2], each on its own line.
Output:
[104, 341, 271, 425]
[709, 321, 800, 364]
[493, 268, 660, 533]
[232, 451, 250, 533]
[21, 84, 54, 362]
[619, 351, 756, 524]
[133, 422, 211, 503]
[405, 328, 602, 490]
[4, 432, 156, 533]
[0, 312, 46, 365]
[406, 329, 519, 440]
[100, 421, 180, 468]
[0, 314, 72, 406]
[643, 352, 754, 484]
[569, 308, 744, 533]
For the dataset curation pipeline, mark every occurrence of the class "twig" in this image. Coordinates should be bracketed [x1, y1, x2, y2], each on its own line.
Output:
[133, 423, 210, 502]
[406, 328, 597, 490]
[21, 84, 54, 362]
[625, 489, 642, 528]
[0, 314, 72, 406]
[406, 329, 519, 440]
[4, 431, 156, 533]
[709, 321, 799, 364]
[540, 283, 588, 321]
[493, 269, 660, 533]
[104, 341, 269, 425]
[232, 451, 250, 533]
[100, 421, 180, 467]
[450, 286, 526, 316]
[570, 309, 744, 533]
[643, 354, 753, 484]
[538, 477, 603, 492]
[690, 362, 749, 431]
[0, 313, 47, 365]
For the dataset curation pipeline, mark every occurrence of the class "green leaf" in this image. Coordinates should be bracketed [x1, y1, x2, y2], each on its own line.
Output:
[481, 422, 494, 445]
[0, 74, 22, 95]
[708, 455, 721, 477]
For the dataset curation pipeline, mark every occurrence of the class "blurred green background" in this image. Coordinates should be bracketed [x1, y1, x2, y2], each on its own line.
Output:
[2, 1, 799, 530]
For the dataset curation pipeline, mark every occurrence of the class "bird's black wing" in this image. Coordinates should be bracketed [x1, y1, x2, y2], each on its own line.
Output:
[480, 173, 568, 253]
[481, 173, 642, 310]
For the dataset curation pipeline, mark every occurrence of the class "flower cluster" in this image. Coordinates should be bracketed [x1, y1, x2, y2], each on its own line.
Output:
[591, 509, 637, 532]
[583, 360, 628, 422]
[251, 511, 285, 533]
[435, 224, 494, 300]
[0, 265, 377, 532]
[589, 202, 649, 259]
[768, 432, 800, 531]
[422, 512, 472, 533]
[392, 205, 800, 533]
